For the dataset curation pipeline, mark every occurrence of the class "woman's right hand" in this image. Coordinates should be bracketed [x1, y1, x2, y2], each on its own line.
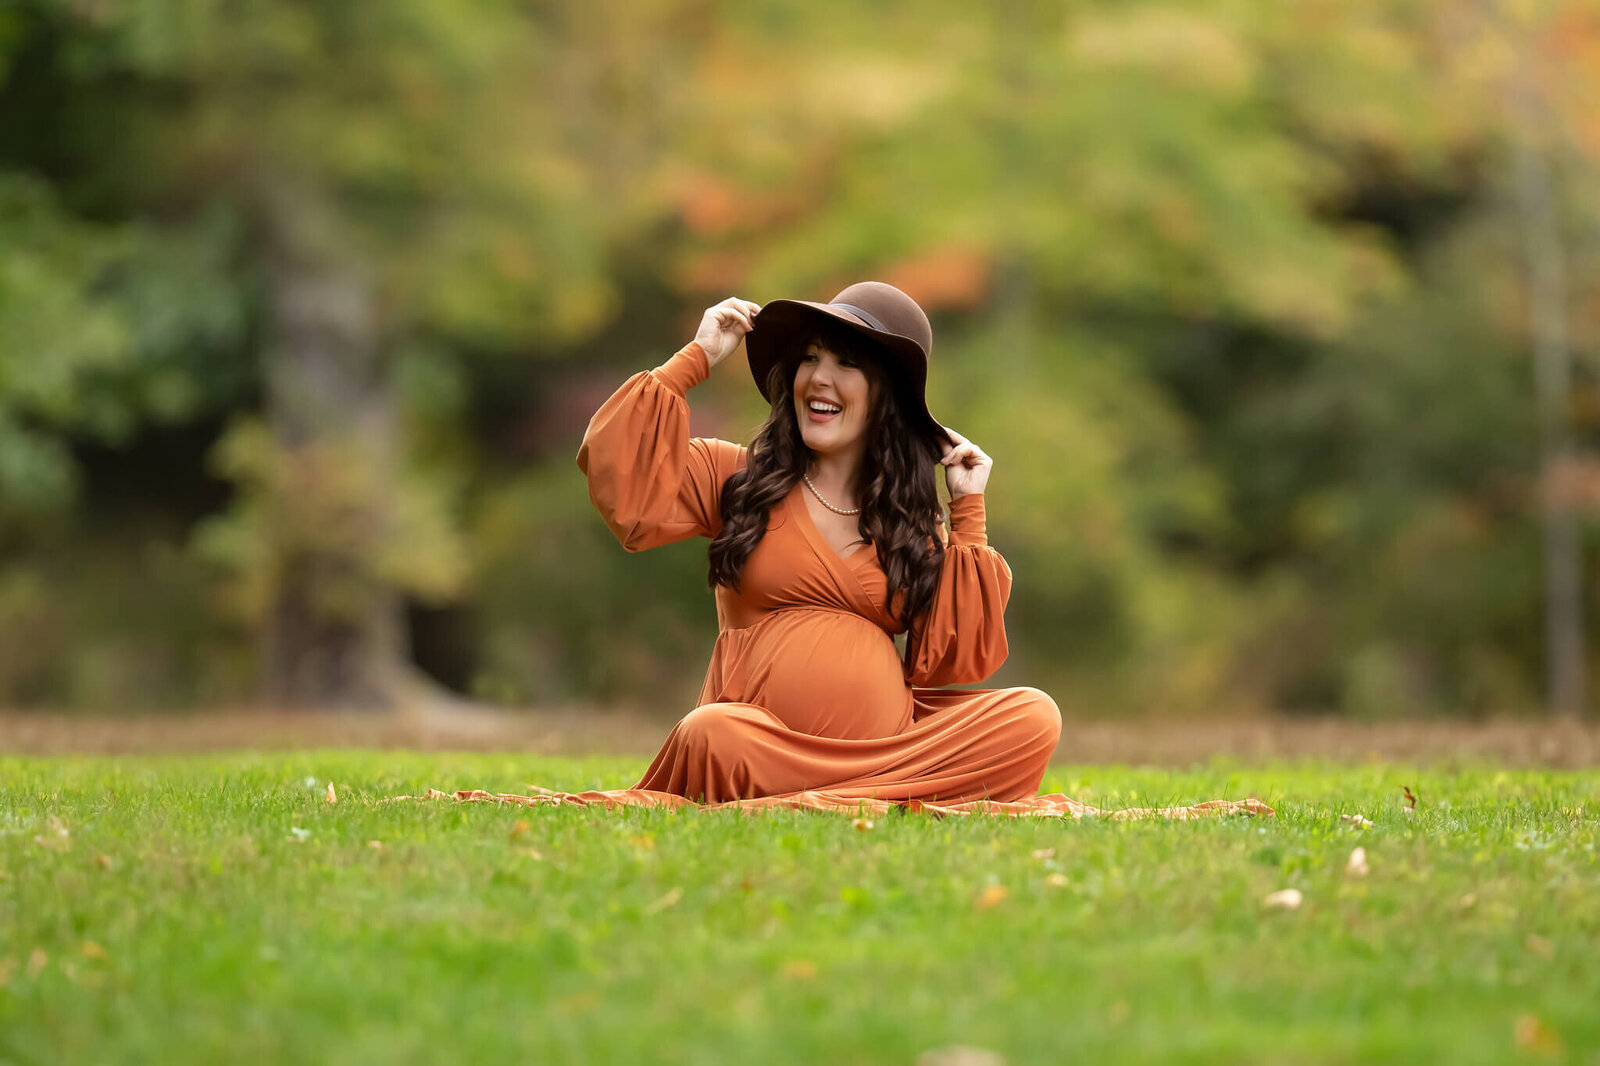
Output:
[694, 297, 762, 368]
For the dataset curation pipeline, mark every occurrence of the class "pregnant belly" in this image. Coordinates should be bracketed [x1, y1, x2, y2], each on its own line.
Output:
[729, 609, 912, 740]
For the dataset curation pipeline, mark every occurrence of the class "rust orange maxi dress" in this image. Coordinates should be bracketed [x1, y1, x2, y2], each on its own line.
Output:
[577, 340, 1063, 806]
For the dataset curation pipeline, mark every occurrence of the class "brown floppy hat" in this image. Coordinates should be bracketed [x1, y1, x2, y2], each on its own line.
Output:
[745, 281, 951, 449]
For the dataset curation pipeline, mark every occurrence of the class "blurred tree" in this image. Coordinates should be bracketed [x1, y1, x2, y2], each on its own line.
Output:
[1, 0, 1598, 717]
[0, 0, 658, 705]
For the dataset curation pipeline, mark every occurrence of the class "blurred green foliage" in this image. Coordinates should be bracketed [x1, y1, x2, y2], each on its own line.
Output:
[0, 0, 1597, 714]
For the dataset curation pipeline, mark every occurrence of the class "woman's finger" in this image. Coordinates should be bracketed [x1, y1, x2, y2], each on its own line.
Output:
[725, 297, 762, 321]
[943, 443, 979, 466]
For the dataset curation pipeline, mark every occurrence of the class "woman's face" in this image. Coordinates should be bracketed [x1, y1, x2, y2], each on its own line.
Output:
[792, 340, 875, 462]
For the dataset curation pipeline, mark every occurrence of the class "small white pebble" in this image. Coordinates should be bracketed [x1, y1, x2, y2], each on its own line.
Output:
[1262, 888, 1303, 910]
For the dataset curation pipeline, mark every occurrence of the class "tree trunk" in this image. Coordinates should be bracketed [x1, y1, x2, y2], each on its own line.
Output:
[1512, 132, 1585, 718]
[257, 183, 408, 708]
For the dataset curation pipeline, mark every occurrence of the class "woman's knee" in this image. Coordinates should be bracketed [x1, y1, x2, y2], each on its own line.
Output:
[1007, 687, 1062, 747]
[675, 703, 760, 753]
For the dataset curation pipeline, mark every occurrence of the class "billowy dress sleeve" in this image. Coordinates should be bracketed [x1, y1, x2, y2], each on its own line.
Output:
[905, 493, 1012, 686]
[576, 341, 746, 551]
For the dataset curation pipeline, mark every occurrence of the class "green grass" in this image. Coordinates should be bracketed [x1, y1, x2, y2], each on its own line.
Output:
[2, 753, 1597, 1065]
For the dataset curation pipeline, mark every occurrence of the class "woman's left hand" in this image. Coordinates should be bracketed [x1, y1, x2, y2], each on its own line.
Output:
[939, 426, 992, 499]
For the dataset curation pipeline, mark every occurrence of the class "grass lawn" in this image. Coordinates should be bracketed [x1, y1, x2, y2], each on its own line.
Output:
[2, 752, 1597, 1065]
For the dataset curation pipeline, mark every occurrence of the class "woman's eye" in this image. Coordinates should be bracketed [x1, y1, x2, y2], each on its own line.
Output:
[839, 358, 858, 368]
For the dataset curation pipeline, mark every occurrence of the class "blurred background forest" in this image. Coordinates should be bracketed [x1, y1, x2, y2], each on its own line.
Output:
[1, 0, 1598, 720]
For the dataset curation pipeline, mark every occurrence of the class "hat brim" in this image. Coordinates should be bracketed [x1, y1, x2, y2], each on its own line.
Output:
[746, 300, 951, 450]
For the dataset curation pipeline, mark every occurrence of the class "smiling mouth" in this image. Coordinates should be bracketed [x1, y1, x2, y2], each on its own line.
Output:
[807, 399, 842, 416]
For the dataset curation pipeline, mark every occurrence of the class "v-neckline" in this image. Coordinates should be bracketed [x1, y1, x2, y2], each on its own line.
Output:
[789, 486, 872, 568]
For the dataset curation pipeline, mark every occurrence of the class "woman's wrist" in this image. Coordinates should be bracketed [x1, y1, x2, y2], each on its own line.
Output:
[947, 493, 987, 547]
[651, 341, 710, 396]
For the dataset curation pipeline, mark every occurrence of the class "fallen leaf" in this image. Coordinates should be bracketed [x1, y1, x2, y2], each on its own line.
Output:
[1459, 893, 1478, 910]
[853, 818, 874, 832]
[555, 990, 600, 1014]
[1403, 785, 1419, 811]
[1340, 814, 1372, 829]
[916, 1045, 1007, 1066]
[1346, 847, 1369, 877]
[781, 959, 818, 979]
[974, 885, 1009, 910]
[94, 854, 114, 870]
[1262, 888, 1303, 910]
[32, 821, 70, 851]
[1513, 1014, 1562, 1055]
[1525, 934, 1554, 959]
[326, 782, 337, 804]
[80, 941, 105, 959]
[1044, 873, 1070, 888]
[27, 949, 46, 978]
[366, 840, 384, 851]
[1030, 848, 1055, 861]
[643, 887, 682, 915]
[509, 820, 530, 839]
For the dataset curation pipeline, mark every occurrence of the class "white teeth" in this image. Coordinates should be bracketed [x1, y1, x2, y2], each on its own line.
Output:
[808, 400, 841, 414]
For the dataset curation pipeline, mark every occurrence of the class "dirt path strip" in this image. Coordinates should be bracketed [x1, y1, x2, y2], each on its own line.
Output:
[3, 707, 1599, 766]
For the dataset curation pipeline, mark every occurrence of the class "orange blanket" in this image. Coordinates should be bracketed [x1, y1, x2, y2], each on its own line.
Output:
[390, 787, 1274, 820]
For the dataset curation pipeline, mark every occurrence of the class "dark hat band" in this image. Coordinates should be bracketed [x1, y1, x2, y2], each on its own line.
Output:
[830, 302, 887, 334]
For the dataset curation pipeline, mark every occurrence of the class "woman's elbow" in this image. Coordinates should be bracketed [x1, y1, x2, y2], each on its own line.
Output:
[601, 514, 653, 553]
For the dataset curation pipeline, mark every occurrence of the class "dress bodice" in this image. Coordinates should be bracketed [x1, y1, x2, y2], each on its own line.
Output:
[715, 488, 900, 635]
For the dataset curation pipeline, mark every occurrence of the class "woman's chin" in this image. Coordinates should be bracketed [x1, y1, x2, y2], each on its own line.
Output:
[801, 429, 846, 455]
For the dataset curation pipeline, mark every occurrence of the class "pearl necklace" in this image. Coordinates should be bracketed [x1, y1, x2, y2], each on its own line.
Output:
[802, 473, 860, 515]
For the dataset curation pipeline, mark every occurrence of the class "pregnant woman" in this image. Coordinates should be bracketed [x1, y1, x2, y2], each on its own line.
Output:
[581, 282, 1062, 807]
[567, 282, 1266, 817]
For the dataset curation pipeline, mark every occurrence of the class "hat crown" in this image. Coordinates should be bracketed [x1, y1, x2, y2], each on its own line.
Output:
[827, 282, 932, 358]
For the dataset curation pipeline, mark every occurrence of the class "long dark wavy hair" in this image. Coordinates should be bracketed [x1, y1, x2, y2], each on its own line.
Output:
[707, 320, 947, 641]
